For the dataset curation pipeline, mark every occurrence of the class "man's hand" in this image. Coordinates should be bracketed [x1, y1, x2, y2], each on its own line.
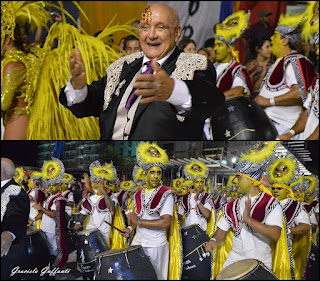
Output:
[126, 209, 139, 225]
[276, 132, 294, 140]
[120, 228, 131, 238]
[254, 95, 271, 108]
[32, 203, 43, 211]
[195, 185, 203, 202]
[133, 59, 174, 104]
[28, 219, 35, 227]
[205, 239, 216, 253]
[69, 48, 86, 90]
[1, 232, 13, 257]
[73, 223, 82, 231]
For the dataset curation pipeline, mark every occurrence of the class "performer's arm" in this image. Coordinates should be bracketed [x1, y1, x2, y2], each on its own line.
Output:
[33, 203, 56, 218]
[224, 86, 245, 100]
[306, 125, 319, 140]
[205, 227, 227, 252]
[194, 188, 211, 219]
[290, 223, 310, 236]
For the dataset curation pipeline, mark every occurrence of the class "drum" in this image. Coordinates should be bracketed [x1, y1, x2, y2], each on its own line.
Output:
[24, 228, 50, 279]
[181, 224, 211, 280]
[215, 259, 278, 280]
[76, 228, 109, 278]
[94, 245, 158, 280]
[211, 96, 278, 140]
[67, 212, 82, 230]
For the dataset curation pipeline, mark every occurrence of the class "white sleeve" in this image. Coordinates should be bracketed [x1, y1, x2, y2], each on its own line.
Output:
[204, 202, 212, 211]
[232, 75, 248, 94]
[29, 189, 36, 201]
[159, 194, 174, 217]
[65, 78, 88, 106]
[216, 215, 231, 232]
[295, 208, 311, 225]
[265, 204, 283, 228]
[309, 211, 317, 225]
[166, 79, 192, 114]
[303, 93, 312, 109]
[285, 62, 298, 88]
[68, 193, 74, 203]
[177, 203, 184, 216]
[80, 208, 89, 215]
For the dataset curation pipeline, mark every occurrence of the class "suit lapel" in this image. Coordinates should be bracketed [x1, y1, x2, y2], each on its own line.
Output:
[1, 179, 18, 194]
[132, 47, 181, 127]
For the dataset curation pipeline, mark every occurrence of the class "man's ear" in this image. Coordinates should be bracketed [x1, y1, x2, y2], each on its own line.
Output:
[281, 37, 290, 47]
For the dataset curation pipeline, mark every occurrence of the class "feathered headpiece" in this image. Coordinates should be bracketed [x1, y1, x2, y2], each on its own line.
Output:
[61, 173, 74, 184]
[290, 175, 309, 192]
[275, 12, 306, 45]
[226, 175, 236, 189]
[120, 180, 135, 192]
[173, 178, 184, 192]
[89, 160, 117, 184]
[1, 1, 50, 46]
[266, 155, 300, 186]
[136, 142, 169, 171]
[41, 158, 65, 188]
[30, 170, 42, 180]
[301, 1, 319, 43]
[215, 10, 250, 46]
[305, 174, 319, 195]
[184, 161, 209, 180]
[235, 141, 279, 181]
[14, 166, 24, 184]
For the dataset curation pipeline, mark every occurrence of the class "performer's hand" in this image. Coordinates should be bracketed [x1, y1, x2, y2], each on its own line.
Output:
[243, 195, 251, 224]
[254, 95, 271, 108]
[73, 223, 82, 230]
[195, 185, 203, 201]
[69, 48, 86, 90]
[120, 228, 131, 238]
[28, 219, 35, 226]
[99, 179, 106, 194]
[32, 203, 42, 211]
[133, 59, 174, 104]
[205, 240, 216, 253]
[1, 232, 13, 257]
[276, 132, 293, 140]
[126, 209, 139, 225]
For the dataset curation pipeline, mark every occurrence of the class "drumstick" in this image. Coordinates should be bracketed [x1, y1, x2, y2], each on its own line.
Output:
[104, 220, 126, 234]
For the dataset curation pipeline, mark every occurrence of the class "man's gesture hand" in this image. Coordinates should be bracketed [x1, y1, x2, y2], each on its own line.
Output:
[69, 48, 86, 90]
[133, 59, 174, 104]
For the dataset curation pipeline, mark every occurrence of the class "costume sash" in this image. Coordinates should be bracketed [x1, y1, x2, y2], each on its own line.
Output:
[303, 200, 318, 214]
[282, 198, 301, 227]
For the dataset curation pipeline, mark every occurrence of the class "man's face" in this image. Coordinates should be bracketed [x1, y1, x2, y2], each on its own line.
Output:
[294, 189, 304, 202]
[28, 178, 36, 189]
[271, 186, 288, 201]
[270, 31, 286, 58]
[48, 184, 59, 195]
[139, 5, 181, 60]
[61, 183, 68, 192]
[193, 178, 205, 191]
[146, 166, 162, 189]
[213, 40, 231, 63]
[125, 40, 141, 54]
[304, 193, 314, 203]
[233, 173, 253, 195]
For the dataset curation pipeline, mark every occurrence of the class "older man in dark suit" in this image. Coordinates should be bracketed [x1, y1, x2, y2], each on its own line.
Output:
[1, 158, 30, 280]
[60, 3, 225, 140]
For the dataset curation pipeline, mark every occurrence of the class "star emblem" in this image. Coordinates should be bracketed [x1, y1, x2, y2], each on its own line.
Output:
[84, 240, 89, 244]
[192, 235, 197, 239]
[227, 105, 235, 112]
[108, 267, 113, 274]
[225, 130, 231, 138]
[184, 231, 188, 236]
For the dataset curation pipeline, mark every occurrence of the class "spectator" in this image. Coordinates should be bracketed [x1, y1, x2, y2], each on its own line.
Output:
[177, 37, 197, 53]
[123, 34, 141, 54]
[197, 47, 211, 59]
[71, 183, 83, 206]
[203, 37, 216, 62]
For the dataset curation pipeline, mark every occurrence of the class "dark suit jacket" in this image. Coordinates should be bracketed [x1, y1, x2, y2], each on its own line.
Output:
[60, 47, 225, 140]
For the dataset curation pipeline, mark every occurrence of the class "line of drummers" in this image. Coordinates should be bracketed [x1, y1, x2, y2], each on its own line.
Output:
[24, 145, 319, 280]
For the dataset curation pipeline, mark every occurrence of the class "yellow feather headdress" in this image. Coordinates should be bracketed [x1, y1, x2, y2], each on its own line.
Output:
[132, 165, 147, 182]
[61, 173, 74, 184]
[301, 1, 319, 42]
[305, 174, 319, 194]
[266, 156, 299, 186]
[41, 158, 65, 188]
[31, 170, 42, 180]
[14, 166, 24, 184]
[183, 161, 208, 180]
[136, 142, 169, 171]
[173, 178, 184, 191]
[215, 10, 250, 46]
[120, 180, 135, 191]
[290, 175, 309, 192]
[89, 160, 117, 184]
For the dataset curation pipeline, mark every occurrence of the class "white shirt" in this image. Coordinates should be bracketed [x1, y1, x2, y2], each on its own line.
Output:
[62, 190, 74, 217]
[28, 188, 39, 220]
[217, 195, 283, 270]
[178, 192, 212, 232]
[131, 190, 174, 248]
[41, 195, 57, 234]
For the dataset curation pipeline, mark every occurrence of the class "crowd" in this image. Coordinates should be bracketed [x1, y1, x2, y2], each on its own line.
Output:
[1, 141, 319, 280]
[1, 2, 318, 140]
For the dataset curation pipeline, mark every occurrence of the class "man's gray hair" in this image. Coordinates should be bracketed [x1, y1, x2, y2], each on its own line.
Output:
[1, 158, 16, 178]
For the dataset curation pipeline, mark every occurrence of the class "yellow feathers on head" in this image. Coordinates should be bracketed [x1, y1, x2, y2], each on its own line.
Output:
[173, 178, 184, 191]
[290, 175, 308, 192]
[266, 156, 299, 185]
[90, 161, 116, 184]
[215, 10, 250, 46]
[132, 165, 147, 182]
[183, 161, 208, 180]
[305, 174, 319, 194]
[14, 166, 24, 184]
[61, 173, 74, 184]
[31, 170, 42, 180]
[120, 180, 135, 191]
[301, 1, 319, 42]
[240, 141, 279, 164]
[41, 158, 65, 188]
[136, 142, 169, 171]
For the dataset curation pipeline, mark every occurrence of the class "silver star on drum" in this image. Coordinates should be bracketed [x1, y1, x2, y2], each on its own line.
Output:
[225, 130, 231, 138]
[108, 267, 113, 274]
[184, 231, 188, 236]
[192, 235, 197, 239]
[84, 239, 89, 244]
[227, 105, 235, 112]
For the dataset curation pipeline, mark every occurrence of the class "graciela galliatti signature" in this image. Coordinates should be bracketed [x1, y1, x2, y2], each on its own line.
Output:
[10, 266, 71, 277]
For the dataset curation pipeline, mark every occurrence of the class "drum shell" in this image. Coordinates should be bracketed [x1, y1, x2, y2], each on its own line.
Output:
[67, 213, 81, 230]
[94, 245, 158, 280]
[25, 229, 50, 279]
[211, 96, 278, 140]
[181, 224, 211, 280]
[76, 229, 109, 276]
[215, 259, 278, 280]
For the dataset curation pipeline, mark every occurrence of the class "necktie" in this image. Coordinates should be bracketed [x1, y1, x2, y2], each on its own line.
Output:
[125, 61, 154, 111]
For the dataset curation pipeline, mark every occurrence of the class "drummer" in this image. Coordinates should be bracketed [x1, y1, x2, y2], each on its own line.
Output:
[60, 173, 75, 222]
[204, 10, 253, 140]
[74, 161, 116, 247]
[121, 142, 181, 280]
[205, 141, 292, 279]
[177, 161, 216, 237]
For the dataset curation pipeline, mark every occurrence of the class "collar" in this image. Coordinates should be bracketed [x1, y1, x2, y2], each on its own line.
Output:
[1, 179, 11, 187]
[142, 47, 176, 68]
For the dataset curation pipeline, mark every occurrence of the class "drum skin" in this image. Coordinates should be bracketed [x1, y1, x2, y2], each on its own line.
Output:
[211, 96, 278, 140]
[94, 245, 158, 280]
[24, 229, 50, 279]
[215, 259, 278, 280]
[76, 229, 109, 277]
[181, 224, 211, 280]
